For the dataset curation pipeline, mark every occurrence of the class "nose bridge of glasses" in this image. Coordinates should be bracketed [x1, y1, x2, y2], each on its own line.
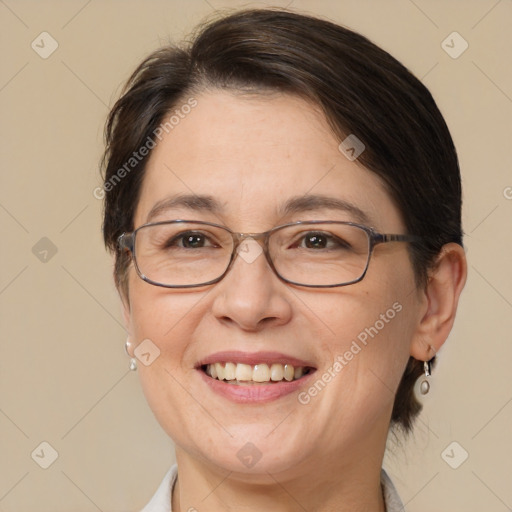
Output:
[232, 231, 269, 248]
[230, 231, 273, 271]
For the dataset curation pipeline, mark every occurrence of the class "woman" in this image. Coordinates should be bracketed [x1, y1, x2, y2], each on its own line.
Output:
[101, 8, 467, 511]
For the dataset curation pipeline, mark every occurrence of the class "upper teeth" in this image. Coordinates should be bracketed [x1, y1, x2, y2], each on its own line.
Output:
[205, 362, 307, 383]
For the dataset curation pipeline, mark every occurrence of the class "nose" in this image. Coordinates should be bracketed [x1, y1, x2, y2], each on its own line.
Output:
[210, 238, 293, 331]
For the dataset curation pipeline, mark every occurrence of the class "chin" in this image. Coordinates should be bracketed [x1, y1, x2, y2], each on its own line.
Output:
[185, 425, 313, 478]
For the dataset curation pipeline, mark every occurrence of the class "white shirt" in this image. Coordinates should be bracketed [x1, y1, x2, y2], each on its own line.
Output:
[140, 464, 405, 511]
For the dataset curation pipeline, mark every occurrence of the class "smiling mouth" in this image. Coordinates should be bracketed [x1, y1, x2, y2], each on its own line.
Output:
[201, 362, 315, 385]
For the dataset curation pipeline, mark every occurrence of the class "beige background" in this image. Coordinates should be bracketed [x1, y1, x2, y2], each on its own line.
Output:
[1, 0, 511, 510]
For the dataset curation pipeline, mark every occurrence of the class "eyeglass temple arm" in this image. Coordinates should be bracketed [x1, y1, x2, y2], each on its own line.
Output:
[118, 233, 134, 251]
[374, 233, 422, 244]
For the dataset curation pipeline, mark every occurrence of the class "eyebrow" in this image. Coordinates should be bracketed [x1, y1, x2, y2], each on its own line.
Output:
[145, 193, 373, 225]
[279, 194, 372, 225]
[146, 194, 223, 223]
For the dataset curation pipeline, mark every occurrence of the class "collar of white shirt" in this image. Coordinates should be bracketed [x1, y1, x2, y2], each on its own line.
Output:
[140, 464, 405, 512]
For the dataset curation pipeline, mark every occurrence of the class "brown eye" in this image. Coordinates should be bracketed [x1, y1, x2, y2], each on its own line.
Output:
[296, 231, 351, 250]
[304, 233, 328, 249]
[165, 231, 214, 249]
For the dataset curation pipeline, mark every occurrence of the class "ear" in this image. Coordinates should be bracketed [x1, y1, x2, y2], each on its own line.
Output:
[410, 243, 467, 361]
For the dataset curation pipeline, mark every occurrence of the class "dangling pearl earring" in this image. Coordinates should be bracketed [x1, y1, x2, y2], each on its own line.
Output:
[125, 339, 137, 371]
[419, 360, 431, 395]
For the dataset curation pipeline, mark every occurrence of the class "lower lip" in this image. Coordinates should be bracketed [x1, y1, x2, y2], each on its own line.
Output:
[197, 369, 315, 404]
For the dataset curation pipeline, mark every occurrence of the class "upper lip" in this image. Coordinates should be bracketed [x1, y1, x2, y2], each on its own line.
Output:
[196, 351, 316, 369]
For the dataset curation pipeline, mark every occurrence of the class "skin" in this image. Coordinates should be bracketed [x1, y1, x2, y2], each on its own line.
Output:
[123, 90, 467, 511]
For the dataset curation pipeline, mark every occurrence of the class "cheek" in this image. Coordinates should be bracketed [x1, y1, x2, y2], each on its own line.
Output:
[126, 276, 213, 444]
[317, 292, 410, 390]
[125, 271, 194, 383]
[311, 259, 418, 417]
[128, 282, 208, 362]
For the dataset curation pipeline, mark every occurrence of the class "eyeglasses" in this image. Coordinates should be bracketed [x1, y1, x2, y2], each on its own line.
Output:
[118, 220, 421, 288]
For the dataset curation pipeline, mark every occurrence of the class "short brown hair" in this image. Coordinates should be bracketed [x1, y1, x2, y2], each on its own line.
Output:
[101, 8, 463, 433]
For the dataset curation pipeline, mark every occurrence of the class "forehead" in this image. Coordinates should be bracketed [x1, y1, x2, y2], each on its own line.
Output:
[134, 90, 402, 231]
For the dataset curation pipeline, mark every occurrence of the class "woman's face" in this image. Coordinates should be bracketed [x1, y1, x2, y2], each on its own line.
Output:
[125, 90, 424, 479]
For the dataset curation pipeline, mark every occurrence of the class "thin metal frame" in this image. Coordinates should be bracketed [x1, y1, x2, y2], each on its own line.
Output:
[118, 219, 421, 289]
